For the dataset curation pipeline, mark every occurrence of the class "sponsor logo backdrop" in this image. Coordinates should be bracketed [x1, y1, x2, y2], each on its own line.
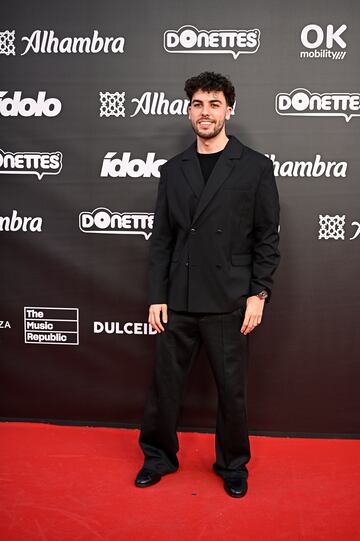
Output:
[1, 0, 359, 435]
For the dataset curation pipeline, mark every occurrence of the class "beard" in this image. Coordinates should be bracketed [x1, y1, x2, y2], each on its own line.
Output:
[191, 118, 225, 139]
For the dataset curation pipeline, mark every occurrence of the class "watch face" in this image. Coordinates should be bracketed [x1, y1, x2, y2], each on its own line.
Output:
[258, 290, 268, 299]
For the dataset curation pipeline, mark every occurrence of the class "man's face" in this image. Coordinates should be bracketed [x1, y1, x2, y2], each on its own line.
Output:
[188, 89, 232, 139]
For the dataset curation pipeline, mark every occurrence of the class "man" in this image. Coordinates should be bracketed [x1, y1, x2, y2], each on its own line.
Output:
[135, 72, 280, 498]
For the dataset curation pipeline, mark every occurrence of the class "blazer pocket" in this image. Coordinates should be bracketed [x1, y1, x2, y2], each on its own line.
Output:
[231, 253, 253, 266]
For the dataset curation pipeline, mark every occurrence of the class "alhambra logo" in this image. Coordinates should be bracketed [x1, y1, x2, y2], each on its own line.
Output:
[0, 210, 43, 232]
[98, 90, 238, 117]
[0, 29, 125, 55]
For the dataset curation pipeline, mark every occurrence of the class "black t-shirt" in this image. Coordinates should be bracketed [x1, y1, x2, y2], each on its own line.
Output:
[196, 149, 223, 183]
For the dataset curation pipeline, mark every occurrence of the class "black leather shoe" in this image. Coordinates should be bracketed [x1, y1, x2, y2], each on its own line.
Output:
[134, 467, 162, 488]
[224, 477, 248, 498]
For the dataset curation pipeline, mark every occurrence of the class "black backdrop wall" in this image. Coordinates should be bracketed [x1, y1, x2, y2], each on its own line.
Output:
[1, 0, 359, 436]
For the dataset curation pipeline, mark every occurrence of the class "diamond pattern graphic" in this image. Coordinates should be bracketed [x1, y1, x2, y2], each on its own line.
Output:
[0, 30, 15, 55]
[99, 91, 125, 117]
[318, 214, 345, 240]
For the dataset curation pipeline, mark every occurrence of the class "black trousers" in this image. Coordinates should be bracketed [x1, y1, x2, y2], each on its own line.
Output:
[138, 296, 251, 480]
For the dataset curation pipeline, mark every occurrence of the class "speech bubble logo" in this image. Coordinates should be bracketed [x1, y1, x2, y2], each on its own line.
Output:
[79, 208, 154, 240]
[164, 25, 261, 59]
[275, 88, 360, 122]
[0, 149, 63, 179]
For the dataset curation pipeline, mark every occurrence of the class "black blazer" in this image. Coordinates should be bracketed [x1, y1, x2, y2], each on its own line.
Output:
[148, 134, 281, 312]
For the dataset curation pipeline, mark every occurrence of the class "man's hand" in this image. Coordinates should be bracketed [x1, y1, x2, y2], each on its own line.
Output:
[241, 296, 265, 335]
[149, 304, 168, 333]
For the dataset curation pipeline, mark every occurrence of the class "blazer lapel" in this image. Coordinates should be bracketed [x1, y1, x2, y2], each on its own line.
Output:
[181, 151, 205, 200]
[181, 135, 244, 226]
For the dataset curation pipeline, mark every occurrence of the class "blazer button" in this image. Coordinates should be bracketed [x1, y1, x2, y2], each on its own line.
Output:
[185, 262, 189, 267]
[190, 227, 196, 233]
[216, 228, 222, 234]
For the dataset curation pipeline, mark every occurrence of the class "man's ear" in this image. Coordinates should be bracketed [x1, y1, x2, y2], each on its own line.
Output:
[225, 107, 232, 120]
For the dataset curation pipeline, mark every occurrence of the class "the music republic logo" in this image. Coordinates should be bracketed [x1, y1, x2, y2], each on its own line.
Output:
[164, 25, 260, 58]
[24, 307, 79, 345]
[79, 208, 154, 240]
[275, 88, 360, 122]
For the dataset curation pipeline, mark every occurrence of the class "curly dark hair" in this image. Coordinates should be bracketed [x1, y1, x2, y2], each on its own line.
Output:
[184, 71, 235, 107]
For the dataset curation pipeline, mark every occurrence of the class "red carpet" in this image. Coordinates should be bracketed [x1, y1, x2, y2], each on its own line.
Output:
[0, 422, 359, 540]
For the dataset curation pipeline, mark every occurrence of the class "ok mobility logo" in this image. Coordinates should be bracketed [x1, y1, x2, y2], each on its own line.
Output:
[300, 24, 347, 60]
[275, 88, 360, 122]
[164, 25, 261, 59]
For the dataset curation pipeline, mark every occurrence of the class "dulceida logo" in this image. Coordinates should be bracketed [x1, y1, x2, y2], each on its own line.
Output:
[0, 91, 62, 117]
[0, 29, 125, 55]
[265, 153, 347, 179]
[275, 88, 360, 122]
[0, 150, 63, 180]
[93, 321, 157, 335]
[98, 90, 237, 118]
[163, 25, 261, 59]
[100, 152, 166, 178]
[79, 208, 154, 240]
[300, 24, 347, 60]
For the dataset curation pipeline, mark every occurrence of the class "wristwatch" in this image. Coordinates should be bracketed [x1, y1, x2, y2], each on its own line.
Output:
[256, 289, 268, 300]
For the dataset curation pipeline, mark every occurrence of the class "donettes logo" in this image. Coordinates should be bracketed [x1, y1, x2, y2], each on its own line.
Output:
[163, 24, 260, 59]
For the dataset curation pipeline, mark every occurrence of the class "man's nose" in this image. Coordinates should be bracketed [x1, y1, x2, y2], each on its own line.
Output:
[201, 104, 211, 115]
